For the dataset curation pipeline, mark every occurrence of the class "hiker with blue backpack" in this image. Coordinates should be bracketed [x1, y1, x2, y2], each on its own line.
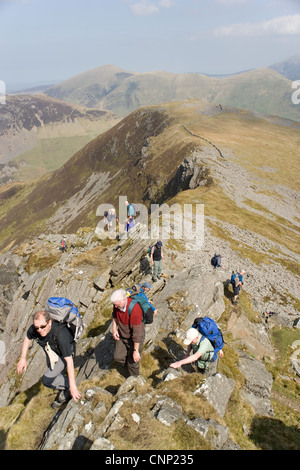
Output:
[17, 308, 81, 408]
[111, 288, 146, 377]
[231, 269, 246, 305]
[135, 282, 157, 317]
[125, 201, 138, 223]
[170, 317, 224, 376]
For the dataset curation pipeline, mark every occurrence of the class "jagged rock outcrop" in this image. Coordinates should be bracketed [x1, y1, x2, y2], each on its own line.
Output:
[193, 373, 236, 418]
[238, 353, 274, 417]
[0, 260, 19, 332]
[164, 153, 214, 200]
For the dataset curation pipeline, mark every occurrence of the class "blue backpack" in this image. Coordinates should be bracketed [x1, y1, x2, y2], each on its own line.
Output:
[45, 297, 84, 342]
[192, 317, 224, 362]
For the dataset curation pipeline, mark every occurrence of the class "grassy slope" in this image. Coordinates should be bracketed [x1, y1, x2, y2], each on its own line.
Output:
[162, 102, 300, 275]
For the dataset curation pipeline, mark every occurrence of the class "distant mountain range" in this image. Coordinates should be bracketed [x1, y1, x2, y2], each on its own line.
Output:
[1, 54, 299, 184]
[44, 55, 300, 121]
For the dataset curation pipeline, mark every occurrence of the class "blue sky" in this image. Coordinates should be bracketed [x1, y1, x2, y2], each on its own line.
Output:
[1, 0, 300, 90]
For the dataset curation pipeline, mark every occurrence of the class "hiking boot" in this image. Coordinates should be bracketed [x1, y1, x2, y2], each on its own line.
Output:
[52, 389, 71, 408]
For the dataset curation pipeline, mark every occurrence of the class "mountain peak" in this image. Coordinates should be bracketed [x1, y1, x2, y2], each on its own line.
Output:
[269, 53, 300, 81]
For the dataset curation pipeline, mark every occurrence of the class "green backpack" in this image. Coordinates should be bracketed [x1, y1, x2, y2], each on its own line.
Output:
[128, 294, 154, 324]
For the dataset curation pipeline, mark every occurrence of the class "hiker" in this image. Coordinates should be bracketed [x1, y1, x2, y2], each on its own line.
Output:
[107, 208, 119, 231]
[170, 327, 223, 376]
[103, 211, 109, 230]
[211, 253, 224, 269]
[125, 216, 135, 232]
[263, 311, 277, 324]
[111, 288, 145, 377]
[151, 241, 164, 282]
[125, 201, 136, 223]
[139, 282, 157, 317]
[17, 310, 81, 408]
[61, 237, 68, 252]
[231, 269, 245, 304]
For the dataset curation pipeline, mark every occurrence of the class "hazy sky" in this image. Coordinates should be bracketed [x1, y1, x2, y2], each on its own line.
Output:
[1, 0, 300, 89]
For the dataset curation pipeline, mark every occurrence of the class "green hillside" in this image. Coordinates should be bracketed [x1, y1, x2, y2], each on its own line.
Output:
[0, 94, 120, 181]
[45, 65, 300, 122]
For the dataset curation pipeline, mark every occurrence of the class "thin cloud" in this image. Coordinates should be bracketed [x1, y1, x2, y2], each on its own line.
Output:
[159, 0, 174, 7]
[129, 0, 174, 16]
[215, 14, 300, 37]
[216, 0, 247, 4]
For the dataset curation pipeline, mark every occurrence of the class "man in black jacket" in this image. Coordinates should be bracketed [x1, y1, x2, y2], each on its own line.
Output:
[150, 241, 164, 282]
[17, 310, 81, 408]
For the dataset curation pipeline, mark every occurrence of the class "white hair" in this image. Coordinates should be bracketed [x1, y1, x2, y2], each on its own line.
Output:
[111, 289, 127, 303]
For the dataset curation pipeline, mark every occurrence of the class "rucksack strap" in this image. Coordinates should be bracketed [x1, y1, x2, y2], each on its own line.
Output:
[127, 298, 137, 317]
[51, 321, 75, 355]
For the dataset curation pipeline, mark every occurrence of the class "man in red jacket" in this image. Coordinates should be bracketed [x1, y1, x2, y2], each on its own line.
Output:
[111, 289, 145, 377]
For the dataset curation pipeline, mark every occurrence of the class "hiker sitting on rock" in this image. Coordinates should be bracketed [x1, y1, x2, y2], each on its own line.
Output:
[170, 327, 223, 377]
[17, 310, 81, 408]
[139, 282, 157, 317]
[211, 253, 225, 269]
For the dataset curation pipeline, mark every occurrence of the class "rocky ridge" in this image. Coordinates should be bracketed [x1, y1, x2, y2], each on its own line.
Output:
[0, 218, 299, 450]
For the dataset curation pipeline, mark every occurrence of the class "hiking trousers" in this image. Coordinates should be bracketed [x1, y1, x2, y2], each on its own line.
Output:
[114, 337, 143, 377]
[197, 358, 219, 377]
[42, 356, 69, 391]
[153, 259, 162, 281]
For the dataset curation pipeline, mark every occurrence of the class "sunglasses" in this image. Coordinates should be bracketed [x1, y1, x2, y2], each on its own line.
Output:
[35, 322, 49, 331]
